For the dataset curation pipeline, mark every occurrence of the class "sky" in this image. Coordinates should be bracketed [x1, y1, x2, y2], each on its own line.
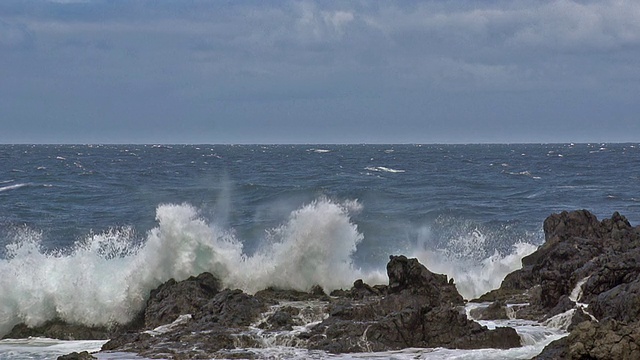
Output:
[1, 0, 639, 144]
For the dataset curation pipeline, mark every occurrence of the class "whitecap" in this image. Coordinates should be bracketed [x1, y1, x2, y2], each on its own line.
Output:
[0, 198, 384, 337]
[0, 183, 29, 193]
[364, 166, 405, 173]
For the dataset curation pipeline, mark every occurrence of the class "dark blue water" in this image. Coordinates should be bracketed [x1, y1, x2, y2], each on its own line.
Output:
[2, 143, 640, 263]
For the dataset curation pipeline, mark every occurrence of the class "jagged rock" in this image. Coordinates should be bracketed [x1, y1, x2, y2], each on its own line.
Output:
[329, 280, 388, 300]
[386, 255, 464, 306]
[197, 289, 267, 327]
[254, 286, 329, 302]
[307, 255, 519, 352]
[590, 279, 640, 323]
[57, 351, 96, 360]
[468, 301, 509, 320]
[2, 319, 111, 340]
[258, 306, 300, 331]
[488, 211, 640, 321]
[144, 272, 221, 329]
[535, 320, 640, 360]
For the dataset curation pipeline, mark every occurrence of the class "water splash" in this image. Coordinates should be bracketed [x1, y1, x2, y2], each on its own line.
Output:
[0, 198, 373, 336]
[412, 222, 539, 299]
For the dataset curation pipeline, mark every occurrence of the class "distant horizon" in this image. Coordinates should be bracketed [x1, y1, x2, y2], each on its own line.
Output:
[2, 141, 638, 146]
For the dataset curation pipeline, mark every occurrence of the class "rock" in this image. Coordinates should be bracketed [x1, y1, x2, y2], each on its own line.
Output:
[329, 280, 388, 300]
[516, 210, 640, 359]
[306, 255, 519, 353]
[468, 301, 509, 320]
[2, 319, 111, 340]
[386, 255, 464, 307]
[196, 289, 267, 327]
[144, 272, 221, 329]
[57, 351, 96, 360]
[535, 320, 640, 360]
[254, 286, 329, 302]
[258, 307, 300, 331]
[590, 279, 640, 323]
[485, 210, 640, 323]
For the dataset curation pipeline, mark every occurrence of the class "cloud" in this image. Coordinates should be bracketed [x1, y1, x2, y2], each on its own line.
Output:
[0, 0, 638, 143]
[0, 20, 33, 49]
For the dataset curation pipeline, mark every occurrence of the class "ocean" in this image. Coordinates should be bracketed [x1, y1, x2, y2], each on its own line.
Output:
[1, 143, 639, 359]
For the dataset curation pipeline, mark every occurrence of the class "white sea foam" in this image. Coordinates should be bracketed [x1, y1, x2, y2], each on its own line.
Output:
[0, 338, 107, 359]
[412, 242, 538, 300]
[364, 166, 405, 173]
[0, 183, 28, 193]
[0, 198, 381, 337]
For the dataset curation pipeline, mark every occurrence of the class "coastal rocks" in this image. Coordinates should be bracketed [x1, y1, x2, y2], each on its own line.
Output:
[483, 210, 640, 312]
[101, 254, 522, 357]
[57, 351, 96, 360]
[306, 255, 520, 353]
[468, 300, 509, 320]
[144, 272, 221, 329]
[103, 287, 268, 356]
[479, 210, 640, 359]
[2, 319, 112, 340]
[535, 320, 640, 360]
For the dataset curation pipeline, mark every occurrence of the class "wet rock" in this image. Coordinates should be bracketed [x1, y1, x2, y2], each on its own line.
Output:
[258, 306, 299, 331]
[2, 319, 111, 340]
[590, 279, 640, 323]
[144, 272, 221, 329]
[468, 301, 509, 320]
[509, 210, 640, 358]
[487, 211, 640, 321]
[254, 286, 329, 302]
[535, 320, 640, 360]
[57, 351, 96, 360]
[197, 289, 267, 327]
[307, 255, 519, 352]
[329, 280, 388, 300]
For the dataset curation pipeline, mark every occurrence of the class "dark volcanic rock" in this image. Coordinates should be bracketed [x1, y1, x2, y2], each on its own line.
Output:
[57, 351, 96, 360]
[535, 320, 640, 360]
[488, 211, 640, 315]
[144, 272, 221, 329]
[104, 286, 268, 357]
[254, 286, 329, 302]
[197, 288, 267, 327]
[496, 210, 640, 359]
[590, 279, 640, 324]
[468, 301, 509, 320]
[2, 319, 111, 340]
[307, 255, 520, 353]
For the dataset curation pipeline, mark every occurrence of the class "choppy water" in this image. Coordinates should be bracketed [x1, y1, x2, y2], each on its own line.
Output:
[1, 143, 639, 359]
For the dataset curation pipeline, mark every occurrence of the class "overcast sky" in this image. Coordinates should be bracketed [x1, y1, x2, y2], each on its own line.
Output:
[1, 0, 639, 144]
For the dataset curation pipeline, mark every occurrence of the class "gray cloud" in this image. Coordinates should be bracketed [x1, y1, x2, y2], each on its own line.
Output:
[0, 0, 638, 143]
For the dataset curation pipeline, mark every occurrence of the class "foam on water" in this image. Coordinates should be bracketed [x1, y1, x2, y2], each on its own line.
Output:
[0, 198, 380, 336]
[0, 338, 107, 360]
[0, 183, 29, 193]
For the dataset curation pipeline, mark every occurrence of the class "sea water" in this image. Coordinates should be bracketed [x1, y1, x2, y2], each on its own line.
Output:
[1, 143, 639, 359]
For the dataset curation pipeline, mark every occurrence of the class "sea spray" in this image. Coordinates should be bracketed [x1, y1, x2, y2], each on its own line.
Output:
[0, 198, 380, 337]
[411, 223, 539, 300]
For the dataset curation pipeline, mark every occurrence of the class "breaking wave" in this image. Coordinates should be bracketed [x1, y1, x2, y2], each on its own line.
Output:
[0, 198, 380, 336]
[0, 198, 536, 336]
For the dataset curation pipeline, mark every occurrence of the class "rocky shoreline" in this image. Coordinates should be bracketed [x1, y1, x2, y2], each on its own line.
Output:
[4, 210, 640, 359]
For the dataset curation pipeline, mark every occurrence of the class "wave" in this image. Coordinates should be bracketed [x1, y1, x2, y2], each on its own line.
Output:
[0, 183, 29, 193]
[0, 198, 536, 336]
[364, 166, 405, 173]
[0, 198, 381, 336]
[409, 220, 539, 299]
